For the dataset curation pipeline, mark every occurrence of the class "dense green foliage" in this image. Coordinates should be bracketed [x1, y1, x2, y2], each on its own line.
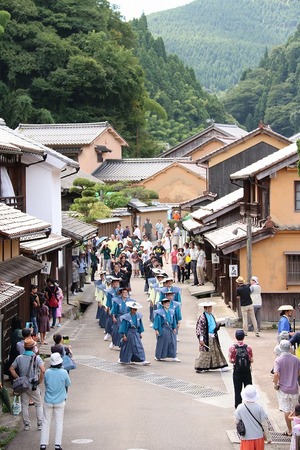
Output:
[0, 10, 10, 36]
[0, 0, 146, 149]
[224, 24, 300, 137]
[69, 179, 159, 219]
[69, 178, 111, 222]
[147, 0, 300, 92]
[131, 15, 233, 148]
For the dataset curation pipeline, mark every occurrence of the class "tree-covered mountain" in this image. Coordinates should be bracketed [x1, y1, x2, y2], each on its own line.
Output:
[223, 24, 300, 137]
[147, 0, 300, 92]
[0, 0, 232, 156]
[131, 15, 233, 150]
[0, 0, 146, 150]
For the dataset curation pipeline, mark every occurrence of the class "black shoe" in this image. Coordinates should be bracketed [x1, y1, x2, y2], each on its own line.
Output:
[78, 289, 83, 292]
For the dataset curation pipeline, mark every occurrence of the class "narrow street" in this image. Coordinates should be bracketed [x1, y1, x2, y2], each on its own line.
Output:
[6, 273, 289, 450]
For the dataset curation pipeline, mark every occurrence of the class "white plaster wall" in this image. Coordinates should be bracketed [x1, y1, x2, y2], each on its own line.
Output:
[26, 159, 63, 234]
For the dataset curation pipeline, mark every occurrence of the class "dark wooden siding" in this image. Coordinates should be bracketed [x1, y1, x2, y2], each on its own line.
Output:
[209, 143, 280, 198]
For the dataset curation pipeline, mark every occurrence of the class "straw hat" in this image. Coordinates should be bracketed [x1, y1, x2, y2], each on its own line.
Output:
[126, 301, 142, 309]
[198, 301, 216, 307]
[236, 276, 245, 284]
[278, 304, 294, 311]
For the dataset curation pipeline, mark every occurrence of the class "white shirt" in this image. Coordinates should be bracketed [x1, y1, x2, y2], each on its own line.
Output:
[196, 249, 206, 267]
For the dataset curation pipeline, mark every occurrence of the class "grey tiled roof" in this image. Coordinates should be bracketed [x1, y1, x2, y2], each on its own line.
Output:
[20, 233, 71, 255]
[230, 143, 298, 180]
[0, 203, 51, 238]
[62, 212, 98, 241]
[92, 158, 204, 182]
[61, 169, 104, 190]
[191, 188, 244, 221]
[0, 120, 45, 155]
[160, 123, 248, 158]
[0, 256, 43, 283]
[0, 120, 78, 168]
[17, 122, 127, 146]
[0, 282, 24, 309]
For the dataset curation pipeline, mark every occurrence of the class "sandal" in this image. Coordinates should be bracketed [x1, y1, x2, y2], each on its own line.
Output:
[282, 431, 292, 436]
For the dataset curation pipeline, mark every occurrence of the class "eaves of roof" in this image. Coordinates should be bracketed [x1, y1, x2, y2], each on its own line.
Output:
[0, 256, 43, 283]
[62, 213, 98, 242]
[230, 143, 298, 181]
[20, 233, 71, 256]
[203, 222, 272, 255]
[0, 204, 51, 239]
[0, 282, 25, 309]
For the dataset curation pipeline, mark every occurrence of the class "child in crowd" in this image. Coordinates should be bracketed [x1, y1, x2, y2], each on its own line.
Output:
[289, 404, 300, 450]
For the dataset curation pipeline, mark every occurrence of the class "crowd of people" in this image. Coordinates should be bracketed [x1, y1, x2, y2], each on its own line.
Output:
[6, 217, 300, 450]
[7, 326, 72, 450]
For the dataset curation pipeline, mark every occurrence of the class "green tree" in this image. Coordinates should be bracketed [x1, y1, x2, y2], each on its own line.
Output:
[0, 10, 10, 36]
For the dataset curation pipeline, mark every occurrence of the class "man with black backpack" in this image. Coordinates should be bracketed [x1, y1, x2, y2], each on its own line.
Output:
[228, 329, 253, 408]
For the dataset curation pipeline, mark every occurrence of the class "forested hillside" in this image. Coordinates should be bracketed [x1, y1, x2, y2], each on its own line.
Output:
[0, 1, 232, 156]
[0, 0, 147, 150]
[131, 16, 232, 149]
[147, 0, 300, 92]
[224, 24, 300, 137]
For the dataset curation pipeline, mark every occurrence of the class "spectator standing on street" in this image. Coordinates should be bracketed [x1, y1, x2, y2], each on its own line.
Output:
[170, 244, 179, 282]
[196, 243, 206, 286]
[189, 241, 199, 286]
[37, 296, 50, 345]
[172, 222, 180, 247]
[100, 242, 112, 273]
[155, 219, 164, 240]
[71, 257, 79, 295]
[40, 352, 71, 450]
[273, 339, 300, 436]
[249, 276, 262, 332]
[228, 329, 253, 408]
[143, 218, 153, 241]
[77, 251, 87, 292]
[162, 231, 172, 264]
[153, 240, 166, 266]
[236, 276, 259, 337]
[133, 224, 141, 240]
[30, 284, 40, 335]
[10, 337, 45, 431]
[123, 225, 131, 239]
[235, 385, 271, 448]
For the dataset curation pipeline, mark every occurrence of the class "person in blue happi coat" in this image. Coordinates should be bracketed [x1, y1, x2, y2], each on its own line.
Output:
[103, 277, 120, 341]
[159, 278, 182, 303]
[118, 301, 150, 366]
[153, 297, 181, 362]
[110, 287, 130, 350]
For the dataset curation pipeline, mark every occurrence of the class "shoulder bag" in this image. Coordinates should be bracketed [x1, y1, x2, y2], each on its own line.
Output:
[62, 346, 76, 371]
[245, 404, 264, 431]
[12, 356, 34, 394]
[236, 419, 246, 436]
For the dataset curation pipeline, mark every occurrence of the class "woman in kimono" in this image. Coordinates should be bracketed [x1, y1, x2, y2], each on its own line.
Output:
[195, 301, 228, 373]
[153, 298, 180, 362]
[110, 287, 130, 350]
[95, 271, 107, 329]
[118, 301, 150, 365]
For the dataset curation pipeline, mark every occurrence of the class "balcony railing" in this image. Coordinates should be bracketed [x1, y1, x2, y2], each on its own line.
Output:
[0, 196, 24, 211]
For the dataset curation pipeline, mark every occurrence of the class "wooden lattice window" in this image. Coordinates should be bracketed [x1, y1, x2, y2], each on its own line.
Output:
[285, 252, 300, 285]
